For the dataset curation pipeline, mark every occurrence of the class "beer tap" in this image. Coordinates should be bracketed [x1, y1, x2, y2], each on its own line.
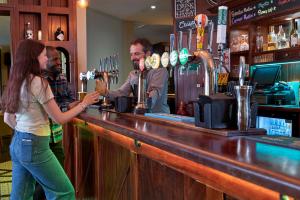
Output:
[78, 72, 87, 101]
[134, 58, 148, 114]
[193, 14, 217, 96]
[114, 54, 119, 84]
[239, 56, 246, 86]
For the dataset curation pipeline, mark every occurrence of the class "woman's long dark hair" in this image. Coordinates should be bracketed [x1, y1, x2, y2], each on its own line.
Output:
[1, 40, 46, 113]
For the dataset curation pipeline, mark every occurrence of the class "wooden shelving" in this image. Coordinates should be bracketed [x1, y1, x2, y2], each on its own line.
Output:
[0, 0, 78, 90]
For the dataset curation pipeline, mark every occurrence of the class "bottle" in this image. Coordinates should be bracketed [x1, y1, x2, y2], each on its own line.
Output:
[267, 26, 277, 50]
[55, 27, 64, 41]
[256, 26, 264, 52]
[25, 22, 33, 39]
[290, 20, 299, 47]
[277, 25, 288, 49]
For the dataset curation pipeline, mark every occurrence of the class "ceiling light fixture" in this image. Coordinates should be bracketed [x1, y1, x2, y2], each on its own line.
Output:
[150, 5, 156, 9]
[285, 17, 293, 21]
[77, 0, 88, 8]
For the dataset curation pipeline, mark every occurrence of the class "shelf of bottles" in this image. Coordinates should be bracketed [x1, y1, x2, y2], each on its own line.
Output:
[253, 19, 300, 63]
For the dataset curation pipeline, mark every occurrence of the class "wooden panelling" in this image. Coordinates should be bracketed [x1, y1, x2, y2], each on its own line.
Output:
[75, 127, 96, 199]
[47, 0, 68, 7]
[48, 14, 68, 41]
[18, 0, 40, 5]
[183, 176, 206, 199]
[62, 123, 76, 187]
[97, 135, 132, 200]
[0, 0, 77, 93]
[138, 156, 184, 200]
[19, 12, 41, 40]
[68, 110, 300, 198]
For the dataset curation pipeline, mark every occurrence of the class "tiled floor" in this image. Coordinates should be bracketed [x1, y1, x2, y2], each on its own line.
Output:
[0, 161, 12, 200]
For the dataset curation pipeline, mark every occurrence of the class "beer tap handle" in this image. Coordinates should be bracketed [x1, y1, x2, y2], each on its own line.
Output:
[115, 54, 119, 84]
[239, 56, 246, 86]
[170, 33, 175, 52]
[187, 29, 192, 52]
[207, 20, 214, 54]
[99, 58, 103, 73]
[178, 31, 183, 52]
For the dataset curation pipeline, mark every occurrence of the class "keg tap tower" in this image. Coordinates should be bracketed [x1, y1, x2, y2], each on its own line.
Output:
[79, 54, 119, 107]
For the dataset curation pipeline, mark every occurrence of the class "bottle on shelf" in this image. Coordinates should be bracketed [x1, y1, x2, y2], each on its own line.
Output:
[25, 22, 33, 40]
[277, 25, 289, 49]
[55, 27, 65, 41]
[267, 25, 277, 50]
[290, 20, 299, 47]
[256, 26, 264, 52]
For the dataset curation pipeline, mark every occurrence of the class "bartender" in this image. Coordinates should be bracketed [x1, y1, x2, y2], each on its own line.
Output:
[96, 38, 170, 113]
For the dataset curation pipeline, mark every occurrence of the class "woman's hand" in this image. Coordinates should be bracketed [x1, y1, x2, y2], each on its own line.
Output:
[82, 91, 100, 106]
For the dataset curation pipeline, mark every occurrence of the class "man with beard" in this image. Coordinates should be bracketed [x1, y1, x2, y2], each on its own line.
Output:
[33, 46, 78, 200]
[96, 38, 170, 113]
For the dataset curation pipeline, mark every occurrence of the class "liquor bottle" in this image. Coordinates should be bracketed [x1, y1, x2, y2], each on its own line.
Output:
[256, 26, 264, 52]
[55, 27, 64, 41]
[290, 20, 299, 47]
[267, 26, 277, 50]
[277, 25, 289, 49]
[25, 22, 33, 39]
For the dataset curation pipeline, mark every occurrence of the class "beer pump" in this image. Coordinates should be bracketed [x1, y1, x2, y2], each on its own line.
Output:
[79, 54, 119, 108]
[134, 58, 149, 114]
[78, 72, 88, 101]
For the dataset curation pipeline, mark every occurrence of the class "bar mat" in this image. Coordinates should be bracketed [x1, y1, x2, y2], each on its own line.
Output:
[245, 135, 300, 150]
[144, 113, 195, 123]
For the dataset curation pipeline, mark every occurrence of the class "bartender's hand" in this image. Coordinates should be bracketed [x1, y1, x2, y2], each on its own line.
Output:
[95, 79, 108, 96]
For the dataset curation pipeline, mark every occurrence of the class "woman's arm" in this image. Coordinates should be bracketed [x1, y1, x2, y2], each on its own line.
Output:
[42, 91, 99, 124]
[4, 112, 16, 129]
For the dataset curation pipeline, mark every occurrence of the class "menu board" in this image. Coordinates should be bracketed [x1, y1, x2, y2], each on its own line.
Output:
[231, 0, 299, 25]
[175, 0, 196, 19]
[175, 16, 218, 32]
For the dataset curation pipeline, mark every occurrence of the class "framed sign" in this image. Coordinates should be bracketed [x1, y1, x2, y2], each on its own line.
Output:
[175, 15, 217, 32]
[175, 0, 196, 19]
[231, 0, 300, 25]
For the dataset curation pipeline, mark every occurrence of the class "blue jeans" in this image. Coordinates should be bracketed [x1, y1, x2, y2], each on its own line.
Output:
[9, 130, 75, 200]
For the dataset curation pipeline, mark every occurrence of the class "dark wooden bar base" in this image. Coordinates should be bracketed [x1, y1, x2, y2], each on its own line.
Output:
[63, 109, 300, 199]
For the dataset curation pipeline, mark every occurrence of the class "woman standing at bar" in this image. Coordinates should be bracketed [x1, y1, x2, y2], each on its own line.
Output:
[1, 39, 99, 200]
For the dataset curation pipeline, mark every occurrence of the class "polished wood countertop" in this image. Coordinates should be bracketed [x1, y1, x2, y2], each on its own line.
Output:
[76, 108, 300, 198]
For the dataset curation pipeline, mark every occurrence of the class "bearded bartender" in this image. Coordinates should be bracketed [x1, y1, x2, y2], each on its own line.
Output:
[96, 38, 170, 113]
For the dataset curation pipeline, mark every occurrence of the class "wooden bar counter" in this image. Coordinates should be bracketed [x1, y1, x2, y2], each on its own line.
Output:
[63, 108, 300, 200]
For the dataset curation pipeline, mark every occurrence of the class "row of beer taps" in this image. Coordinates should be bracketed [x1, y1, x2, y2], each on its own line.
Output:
[79, 54, 119, 93]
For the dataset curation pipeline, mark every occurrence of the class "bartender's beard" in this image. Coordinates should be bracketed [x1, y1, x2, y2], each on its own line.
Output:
[132, 60, 139, 70]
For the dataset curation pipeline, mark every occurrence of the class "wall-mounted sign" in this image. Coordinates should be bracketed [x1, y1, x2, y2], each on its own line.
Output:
[175, 0, 196, 19]
[176, 16, 218, 32]
[231, 0, 299, 25]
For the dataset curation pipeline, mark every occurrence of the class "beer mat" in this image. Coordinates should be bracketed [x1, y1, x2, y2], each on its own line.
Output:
[245, 135, 300, 150]
[144, 113, 195, 123]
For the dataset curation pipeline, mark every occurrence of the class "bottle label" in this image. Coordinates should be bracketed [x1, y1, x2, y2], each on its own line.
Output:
[57, 33, 64, 41]
[291, 36, 298, 47]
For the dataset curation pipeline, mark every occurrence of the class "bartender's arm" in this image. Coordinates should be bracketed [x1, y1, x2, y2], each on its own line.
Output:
[147, 68, 169, 107]
[4, 112, 16, 129]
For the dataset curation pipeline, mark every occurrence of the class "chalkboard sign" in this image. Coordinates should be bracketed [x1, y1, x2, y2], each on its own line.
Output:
[231, 0, 300, 25]
[176, 16, 218, 32]
[175, 0, 196, 19]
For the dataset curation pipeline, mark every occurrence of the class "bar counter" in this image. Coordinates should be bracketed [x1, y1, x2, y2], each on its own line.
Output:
[64, 108, 300, 199]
